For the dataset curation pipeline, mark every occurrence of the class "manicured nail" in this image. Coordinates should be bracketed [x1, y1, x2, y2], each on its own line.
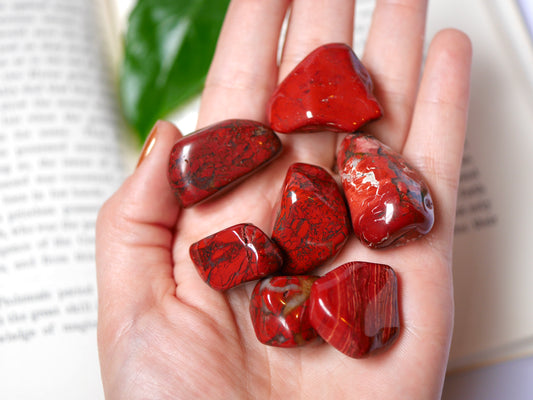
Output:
[136, 121, 160, 168]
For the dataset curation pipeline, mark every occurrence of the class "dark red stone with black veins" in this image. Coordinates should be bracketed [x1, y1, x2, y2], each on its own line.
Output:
[168, 119, 282, 208]
[250, 275, 319, 347]
[189, 223, 283, 291]
[309, 261, 400, 358]
[267, 43, 382, 133]
[271, 163, 350, 275]
[337, 134, 434, 248]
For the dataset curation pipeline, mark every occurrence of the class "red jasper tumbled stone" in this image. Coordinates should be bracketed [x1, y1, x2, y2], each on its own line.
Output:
[267, 43, 382, 133]
[271, 163, 350, 275]
[250, 276, 319, 347]
[309, 261, 400, 358]
[189, 223, 283, 291]
[337, 134, 434, 248]
[168, 119, 282, 208]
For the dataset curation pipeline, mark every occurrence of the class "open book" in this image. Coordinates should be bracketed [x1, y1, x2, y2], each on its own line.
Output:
[0, 1, 130, 398]
[436, 0, 533, 371]
[1, 0, 532, 398]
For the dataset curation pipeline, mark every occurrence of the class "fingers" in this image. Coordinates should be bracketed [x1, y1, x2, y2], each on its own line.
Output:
[362, 0, 428, 151]
[377, 32, 470, 393]
[279, 0, 356, 167]
[197, 0, 291, 127]
[96, 121, 182, 334]
[279, 0, 355, 80]
[403, 29, 472, 254]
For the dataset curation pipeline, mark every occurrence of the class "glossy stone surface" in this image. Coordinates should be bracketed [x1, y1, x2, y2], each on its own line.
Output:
[309, 261, 399, 358]
[267, 43, 382, 133]
[271, 163, 350, 274]
[337, 134, 434, 248]
[250, 276, 319, 347]
[189, 223, 283, 291]
[168, 119, 282, 208]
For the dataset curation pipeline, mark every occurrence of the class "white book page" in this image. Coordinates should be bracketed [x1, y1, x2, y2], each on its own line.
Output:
[517, 0, 533, 37]
[487, 0, 533, 95]
[426, 0, 533, 369]
[0, 0, 126, 398]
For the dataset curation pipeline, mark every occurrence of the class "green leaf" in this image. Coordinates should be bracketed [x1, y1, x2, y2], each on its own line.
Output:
[120, 0, 230, 142]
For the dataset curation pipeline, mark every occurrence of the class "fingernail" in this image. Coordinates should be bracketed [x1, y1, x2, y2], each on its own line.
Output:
[136, 121, 160, 168]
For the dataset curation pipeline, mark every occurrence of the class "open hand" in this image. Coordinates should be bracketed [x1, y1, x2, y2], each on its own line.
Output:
[96, 0, 472, 398]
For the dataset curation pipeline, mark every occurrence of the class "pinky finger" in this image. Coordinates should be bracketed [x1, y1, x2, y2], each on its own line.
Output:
[402, 29, 472, 254]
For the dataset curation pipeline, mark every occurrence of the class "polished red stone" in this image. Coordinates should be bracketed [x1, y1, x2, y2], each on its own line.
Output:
[189, 223, 283, 291]
[309, 261, 399, 358]
[267, 43, 382, 133]
[168, 119, 282, 208]
[271, 163, 350, 274]
[250, 276, 319, 347]
[337, 134, 434, 248]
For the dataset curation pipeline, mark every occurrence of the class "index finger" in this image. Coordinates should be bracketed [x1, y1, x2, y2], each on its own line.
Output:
[403, 29, 472, 254]
[362, 0, 428, 151]
[197, 0, 290, 127]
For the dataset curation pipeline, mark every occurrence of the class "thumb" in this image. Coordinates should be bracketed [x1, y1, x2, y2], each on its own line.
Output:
[96, 120, 182, 338]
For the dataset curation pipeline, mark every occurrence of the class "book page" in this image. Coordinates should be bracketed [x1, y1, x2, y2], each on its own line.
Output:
[426, 0, 533, 370]
[0, 0, 126, 398]
[517, 0, 533, 38]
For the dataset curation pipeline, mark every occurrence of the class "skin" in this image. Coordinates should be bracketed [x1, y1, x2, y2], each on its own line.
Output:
[95, 0, 472, 399]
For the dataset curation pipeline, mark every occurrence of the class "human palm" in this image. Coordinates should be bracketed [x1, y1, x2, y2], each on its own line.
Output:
[96, 0, 472, 399]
